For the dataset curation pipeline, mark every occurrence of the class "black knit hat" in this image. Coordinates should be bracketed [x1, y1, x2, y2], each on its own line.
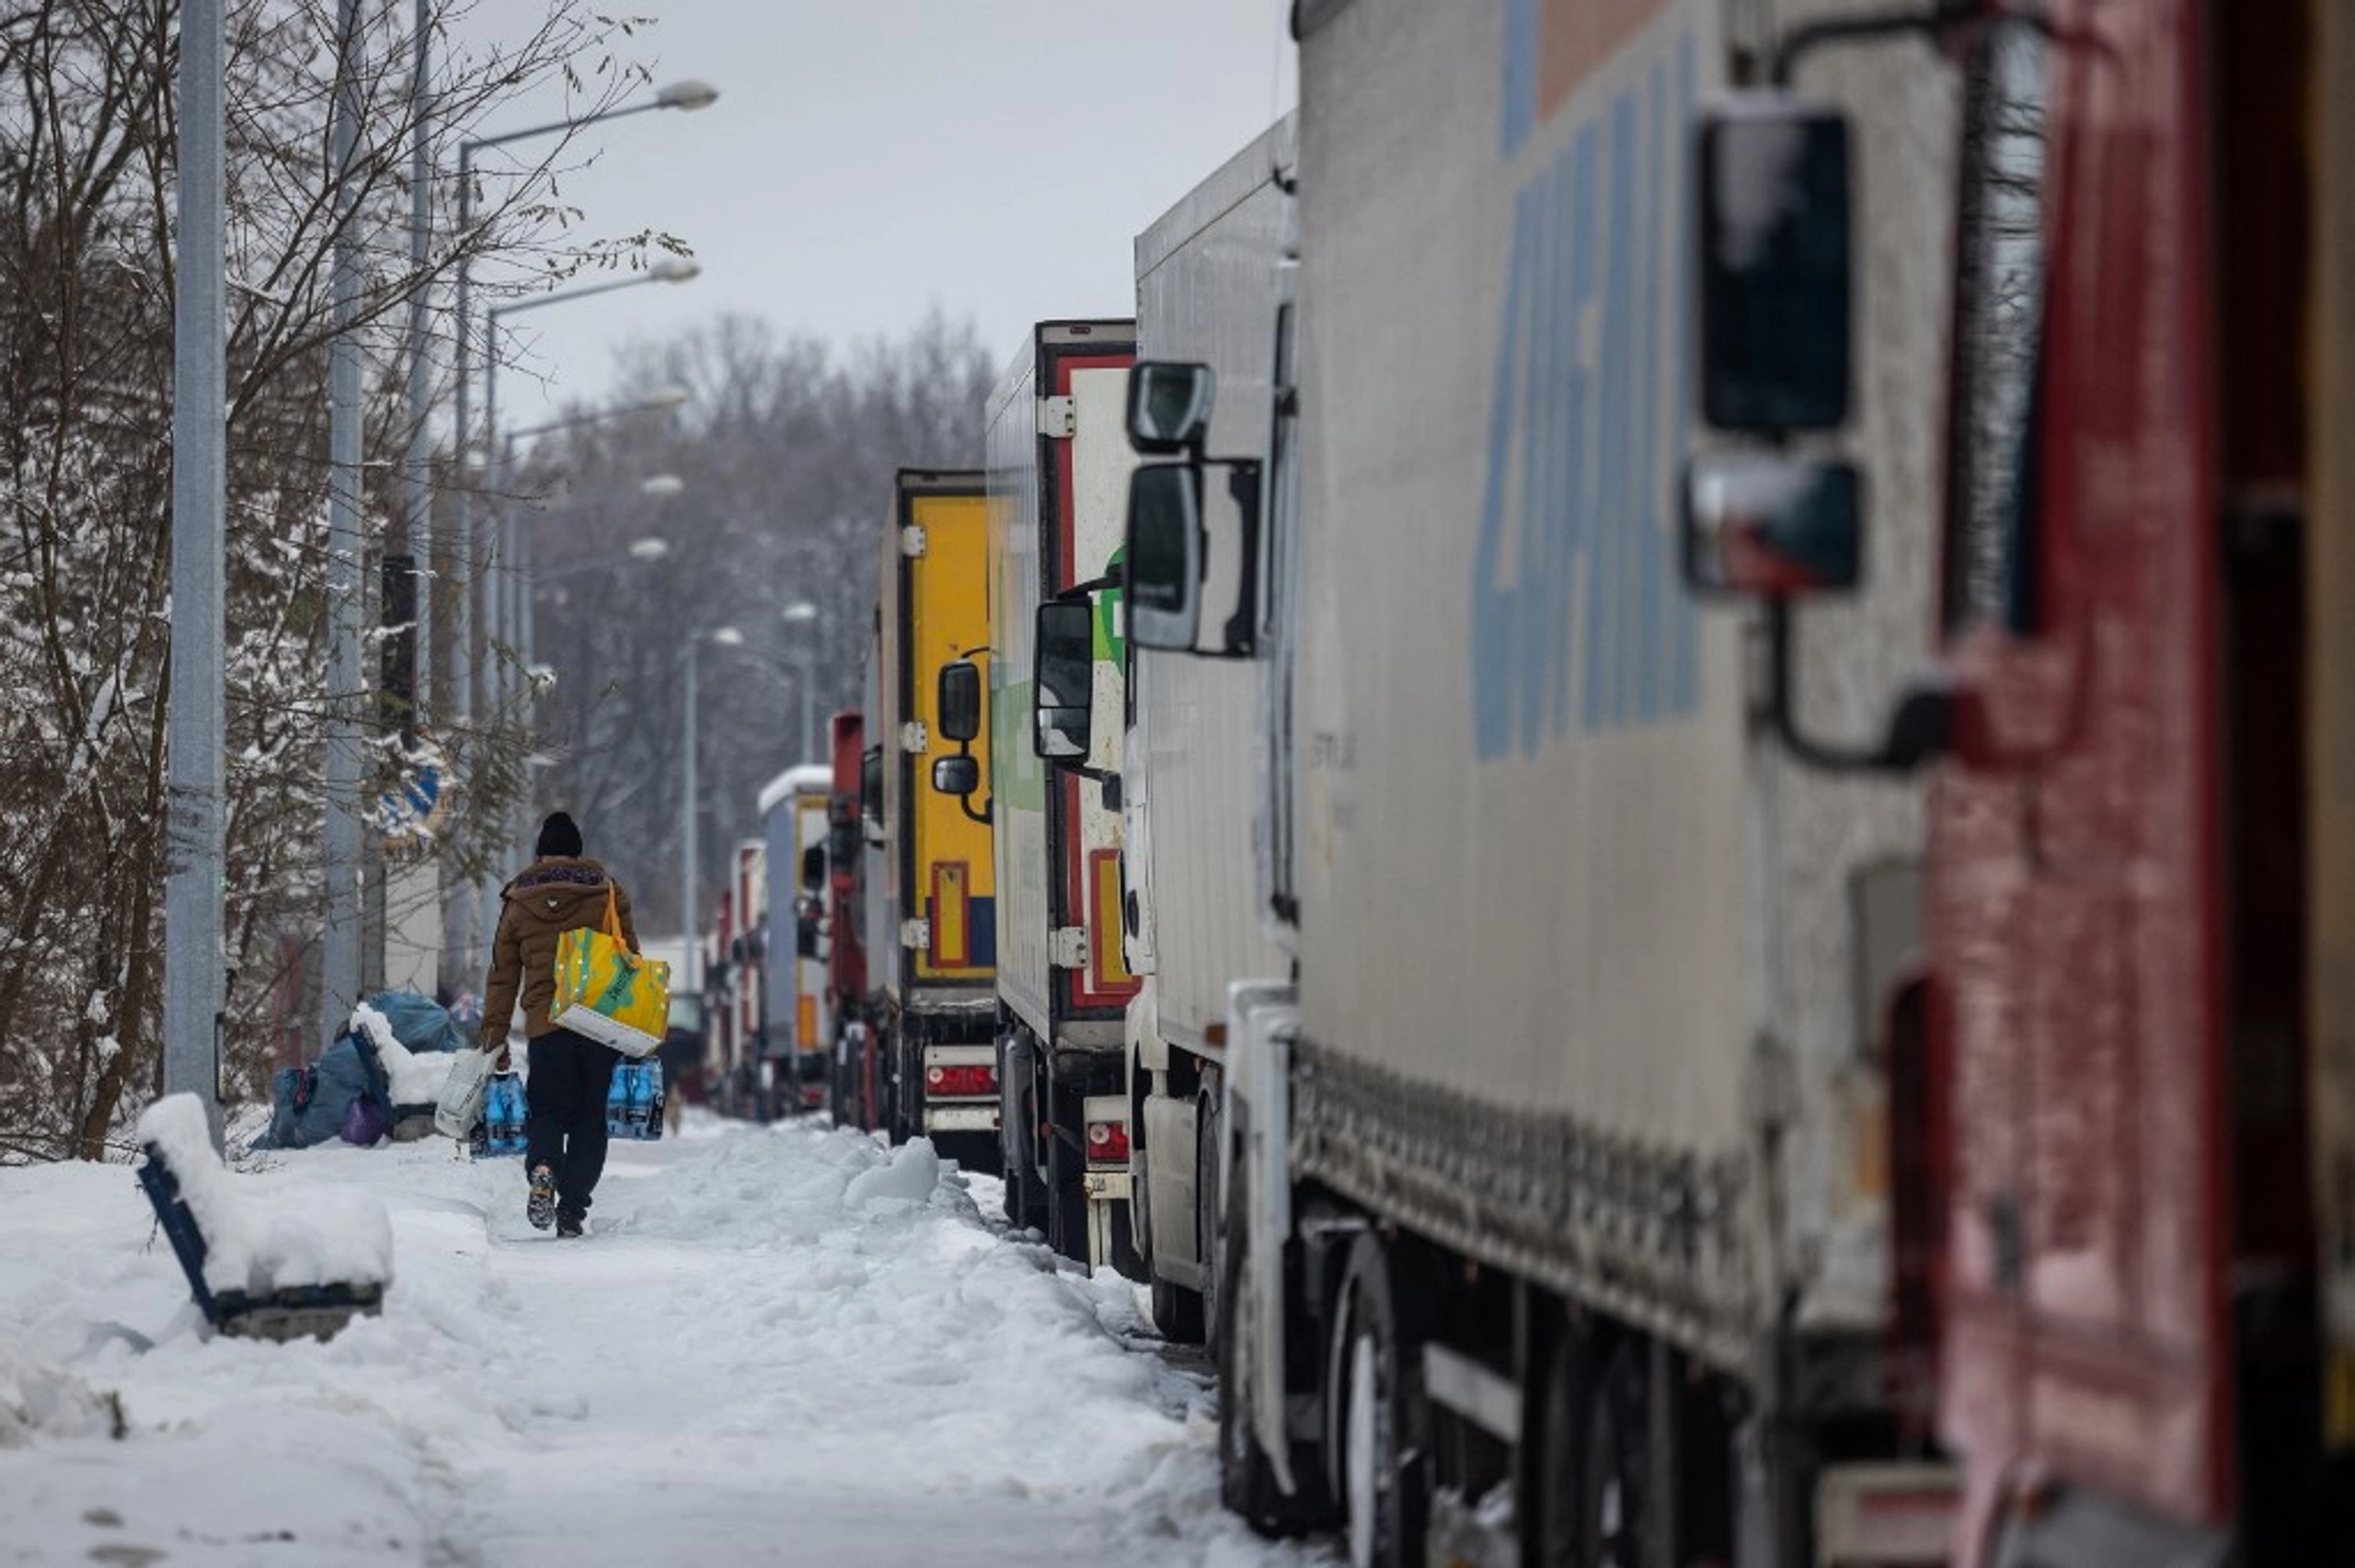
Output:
[535, 811, 583, 859]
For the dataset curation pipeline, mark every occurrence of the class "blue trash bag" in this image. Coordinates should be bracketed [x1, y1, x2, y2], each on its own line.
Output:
[251, 1033, 390, 1150]
[362, 990, 466, 1055]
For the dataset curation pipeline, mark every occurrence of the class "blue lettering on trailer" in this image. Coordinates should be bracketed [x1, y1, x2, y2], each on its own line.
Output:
[1473, 41, 1698, 759]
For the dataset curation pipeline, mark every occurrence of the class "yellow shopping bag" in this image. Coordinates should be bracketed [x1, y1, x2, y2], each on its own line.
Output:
[548, 886, 671, 1058]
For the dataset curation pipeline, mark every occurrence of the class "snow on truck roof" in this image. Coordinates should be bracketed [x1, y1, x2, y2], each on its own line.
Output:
[756, 763, 834, 818]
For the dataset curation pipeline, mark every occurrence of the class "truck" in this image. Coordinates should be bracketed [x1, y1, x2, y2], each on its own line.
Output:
[1121, 1, 1966, 1561]
[696, 841, 765, 1118]
[821, 711, 875, 1129]
[757, 763, 833, 1115]
[1689, 1, 2355, 1562]
[1121, 119, 1298, 1344]
[866, 469, 1003, 1169]
[932, 321, 1142, 1270]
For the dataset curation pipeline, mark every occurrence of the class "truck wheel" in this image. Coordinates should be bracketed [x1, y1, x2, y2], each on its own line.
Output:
[1327, 1233, 1429, 1568]
[1578, 1340, 1652, 1568]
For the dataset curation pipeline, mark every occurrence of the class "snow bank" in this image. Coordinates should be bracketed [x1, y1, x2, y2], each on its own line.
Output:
[350, 1001, 451, 1105]
[0, 1345, 119, 1446]
[844, 1135, 941, 1207]
[137, 1094, 394, 1298]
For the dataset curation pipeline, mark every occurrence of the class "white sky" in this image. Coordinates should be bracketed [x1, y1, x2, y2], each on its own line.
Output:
[453, 0, 1301, 429]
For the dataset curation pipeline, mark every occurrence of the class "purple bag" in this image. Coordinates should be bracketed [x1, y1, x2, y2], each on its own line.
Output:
[339, 1094, 393, 1147]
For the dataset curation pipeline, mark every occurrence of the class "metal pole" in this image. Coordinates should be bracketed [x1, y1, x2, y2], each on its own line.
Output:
[473, 316, 503, 960]
[404, 0, 431, 713]
[798, 655, 815, 762]
[166, 0, 225, 1145]
[682, 638, 700, 1000]
[321, 0, 365, 1048]
[445, 139, 477, 1004]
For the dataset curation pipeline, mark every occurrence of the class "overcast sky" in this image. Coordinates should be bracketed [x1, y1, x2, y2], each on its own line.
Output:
[454, 0, 1300, 429]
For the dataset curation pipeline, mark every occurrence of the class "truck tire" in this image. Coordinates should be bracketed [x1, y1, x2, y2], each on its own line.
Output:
[1577, 1340, 1653, 1568]
[1326, 1232, 1429, 1568]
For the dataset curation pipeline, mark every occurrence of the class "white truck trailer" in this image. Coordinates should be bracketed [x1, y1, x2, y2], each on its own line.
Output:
[1121, 0, 1962, 1562]
[1123, 118, 1298, 1344]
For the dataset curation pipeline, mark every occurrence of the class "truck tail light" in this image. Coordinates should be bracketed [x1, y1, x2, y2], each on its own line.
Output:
[925, 1062, 996, 1098]
[1086, 1117, 1131, 1167]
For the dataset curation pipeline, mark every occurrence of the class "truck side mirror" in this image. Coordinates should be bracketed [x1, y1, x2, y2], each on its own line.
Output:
[1126, 462, 1202, 651]
[1127, 361, 1215, 454]
[932, 755, 980, 796]
[1683, 456, 1863, 597]
[1698, 98, 1852, 433]
[937, 660, 982, 745]
[1033, 600, 1095, 761]
[800, 842, 824, 891]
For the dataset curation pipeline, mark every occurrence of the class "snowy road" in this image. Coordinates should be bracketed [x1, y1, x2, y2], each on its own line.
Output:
[0, 1116, 1326, 1567]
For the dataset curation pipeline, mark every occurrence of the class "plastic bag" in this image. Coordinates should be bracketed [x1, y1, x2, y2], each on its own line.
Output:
[606, 1058, 665, 1141]
[434, 1047, 495, 1140]
[549, 886, 671, 1058]
[481, 1072, 528, 1158]
[340, 1095, 392, 1147]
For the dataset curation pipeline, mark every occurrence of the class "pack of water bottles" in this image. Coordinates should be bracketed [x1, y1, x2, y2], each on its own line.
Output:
[477, 1071, 528, 1159]
[607, 1059, 664, 1141]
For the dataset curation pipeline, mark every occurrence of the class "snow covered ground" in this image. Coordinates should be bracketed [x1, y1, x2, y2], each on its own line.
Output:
[0, 1114, 1328, 1566]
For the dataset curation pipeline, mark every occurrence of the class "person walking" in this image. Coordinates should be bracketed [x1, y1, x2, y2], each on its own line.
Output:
[480, 811, 639, 1238]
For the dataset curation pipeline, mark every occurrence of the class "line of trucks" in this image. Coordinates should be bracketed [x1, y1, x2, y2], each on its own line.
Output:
[714, 1, 2355, 1562]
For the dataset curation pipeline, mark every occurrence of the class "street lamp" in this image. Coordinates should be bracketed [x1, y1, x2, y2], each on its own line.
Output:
[442, 81, 716, 1000]
[681, 624, 744, 1006]
[780, 599, 821, 761]
[451, 81, 717, 732]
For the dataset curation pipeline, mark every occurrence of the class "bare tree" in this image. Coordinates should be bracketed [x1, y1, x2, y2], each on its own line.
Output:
[0, 0, 682, 1160]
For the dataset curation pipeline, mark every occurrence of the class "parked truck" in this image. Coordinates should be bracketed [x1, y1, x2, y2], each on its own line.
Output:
[822, 711, 875, 1129]
[1689, 1, 2355, 1562]
[933, 321, 1141, 1270]
[1121, 1, 1964, 1561]
[867, 470, 1002, 1169]
[1121, 118, 1297, 1345]
[757, 764, 833, 1115]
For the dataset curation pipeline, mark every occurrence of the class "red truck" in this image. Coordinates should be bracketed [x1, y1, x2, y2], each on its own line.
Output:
[1694, 1, 2355, 1560]
[823, 711, 873, 1129]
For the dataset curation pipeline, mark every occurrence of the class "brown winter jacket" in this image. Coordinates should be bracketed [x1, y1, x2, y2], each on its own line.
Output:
[481, 855, 639, 1049]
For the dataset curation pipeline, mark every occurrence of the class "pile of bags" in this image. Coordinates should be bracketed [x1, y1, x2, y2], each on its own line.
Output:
[251, 990, 465, 1150]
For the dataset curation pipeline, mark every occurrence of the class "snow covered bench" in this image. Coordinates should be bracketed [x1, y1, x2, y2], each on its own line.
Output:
[135, 1095, 393, 1343]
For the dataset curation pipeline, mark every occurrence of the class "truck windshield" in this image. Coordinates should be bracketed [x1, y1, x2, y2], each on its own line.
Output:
[1943, 21, 2051, 636]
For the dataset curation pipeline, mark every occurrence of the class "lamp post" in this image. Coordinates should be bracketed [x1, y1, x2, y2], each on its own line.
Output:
[681, 625, 744, 1008]
[444, 78, 717, 1001]
[780, 599, 820, 761]
[165, 0, 225, 1140]
[468, 273, 698, 958]
[453, 78, 717, 727]
[481, 263, 698, 726]
[498, 388, 691, 696]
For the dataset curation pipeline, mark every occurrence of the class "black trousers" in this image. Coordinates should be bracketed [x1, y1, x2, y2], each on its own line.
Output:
[525, 1028, 620, 1218]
